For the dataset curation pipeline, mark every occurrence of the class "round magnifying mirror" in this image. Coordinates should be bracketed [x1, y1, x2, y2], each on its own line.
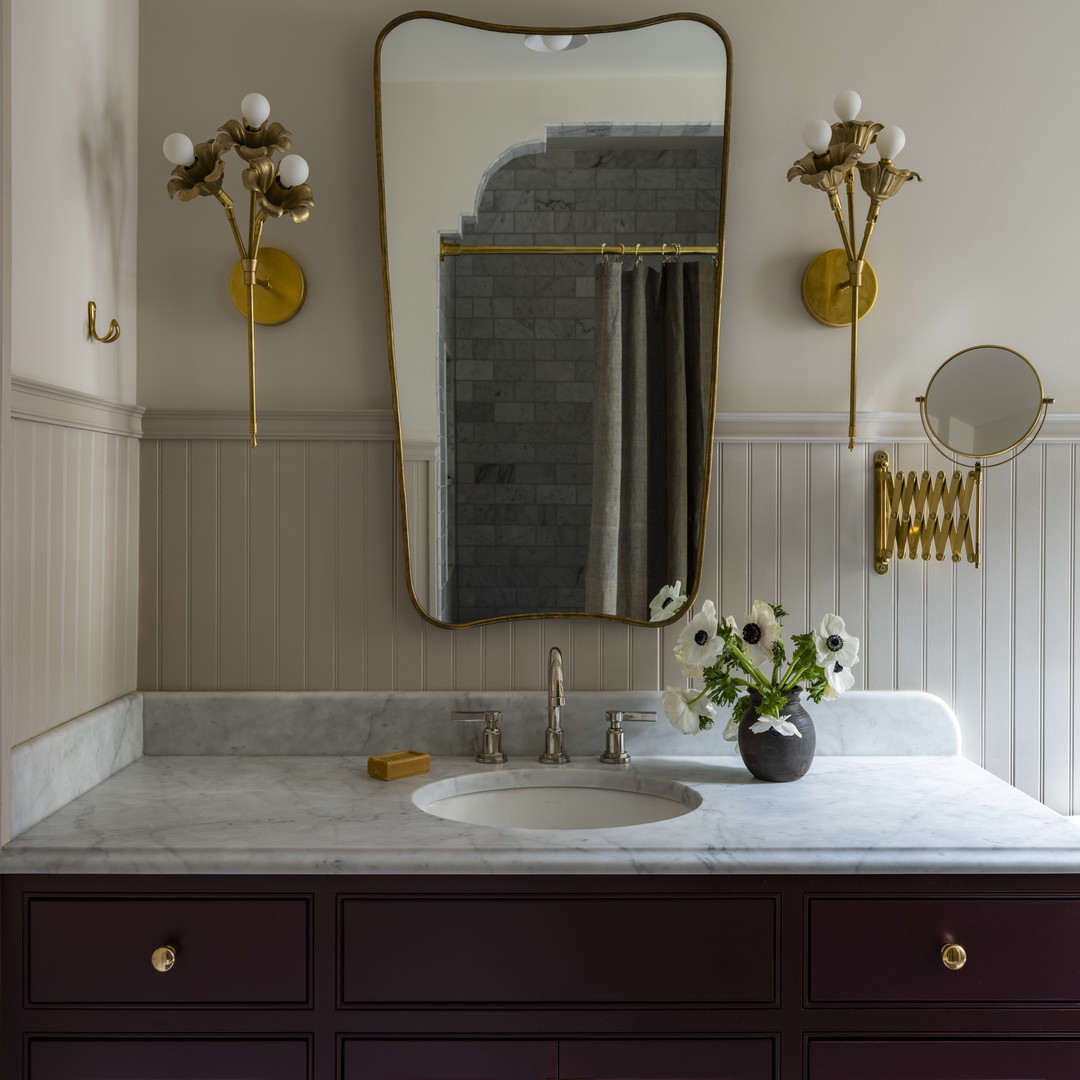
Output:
[922, 345, 1045, 459]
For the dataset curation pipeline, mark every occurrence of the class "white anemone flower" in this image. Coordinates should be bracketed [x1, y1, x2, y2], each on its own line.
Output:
[821, 659, 856, 700]
[749, 714, 803, 737]
[738, 601, 782, 665]
[673, 645, 704, 680]
[721, 713, 740, 742]
[813, 613, 860, 670]
[662, 686, 716, 735]
[649, 580, 688, 622]
[675, 600, 723, 669]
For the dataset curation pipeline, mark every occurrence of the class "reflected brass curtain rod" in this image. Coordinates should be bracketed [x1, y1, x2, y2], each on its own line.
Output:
[439, 239, 718, 260]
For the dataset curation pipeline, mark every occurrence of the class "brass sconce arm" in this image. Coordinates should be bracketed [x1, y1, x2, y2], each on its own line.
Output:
[163, 95, 313, 448]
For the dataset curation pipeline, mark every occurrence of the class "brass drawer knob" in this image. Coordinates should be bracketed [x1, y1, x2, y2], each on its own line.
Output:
[941, 943, 967, 970]
[151, 945, 177, 973]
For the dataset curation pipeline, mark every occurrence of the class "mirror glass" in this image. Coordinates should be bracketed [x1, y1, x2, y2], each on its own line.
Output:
[376, 13, 730, 628]
[923, 345, 1045, 458]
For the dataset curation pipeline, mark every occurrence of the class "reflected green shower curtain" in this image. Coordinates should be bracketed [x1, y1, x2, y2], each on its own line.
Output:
[586, 258, 716, 618]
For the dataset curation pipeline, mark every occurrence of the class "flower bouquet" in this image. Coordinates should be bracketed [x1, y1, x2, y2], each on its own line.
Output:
[657, 596, 859, 781]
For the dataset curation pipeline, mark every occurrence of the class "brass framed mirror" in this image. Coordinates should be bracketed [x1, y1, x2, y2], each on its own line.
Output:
[375, 12, 731, 628]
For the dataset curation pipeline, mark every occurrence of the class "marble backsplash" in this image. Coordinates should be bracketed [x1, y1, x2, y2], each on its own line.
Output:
[141, 689, 960, 759]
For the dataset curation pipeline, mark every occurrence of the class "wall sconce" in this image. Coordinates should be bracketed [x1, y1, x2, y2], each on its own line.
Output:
[874, 345, 1052, 574]
[163, 92, 315, 447]
[788, 91, 921, 450]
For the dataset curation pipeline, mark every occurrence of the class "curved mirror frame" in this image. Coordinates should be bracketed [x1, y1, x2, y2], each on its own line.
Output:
[375, 11, 732, 629]
[921, 345, 1047, 461]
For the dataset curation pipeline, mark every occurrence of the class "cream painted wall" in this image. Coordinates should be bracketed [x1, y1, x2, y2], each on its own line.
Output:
[11, 0, 138, 403]
[138, 0, 1080, 415]
[3, 0, 141, 842]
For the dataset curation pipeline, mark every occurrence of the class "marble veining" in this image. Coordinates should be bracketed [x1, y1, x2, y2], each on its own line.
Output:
[10, 693, 142, 838]
[5, 752, 1079, 875]
[141, 689, 961, 758]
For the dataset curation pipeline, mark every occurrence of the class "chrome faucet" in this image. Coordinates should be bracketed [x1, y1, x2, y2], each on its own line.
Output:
[539, 646, 569, 764]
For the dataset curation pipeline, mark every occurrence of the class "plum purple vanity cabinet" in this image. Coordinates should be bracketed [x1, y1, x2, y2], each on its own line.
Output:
[4, 874, 1080, 1080]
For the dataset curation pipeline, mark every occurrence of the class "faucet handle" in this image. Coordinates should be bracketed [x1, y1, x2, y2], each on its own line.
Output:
[599, 710, 655, 765]
[451, 710, 507, 764]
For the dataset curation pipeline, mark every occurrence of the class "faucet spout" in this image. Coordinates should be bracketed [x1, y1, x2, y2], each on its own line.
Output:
[539, 646, 569, 764]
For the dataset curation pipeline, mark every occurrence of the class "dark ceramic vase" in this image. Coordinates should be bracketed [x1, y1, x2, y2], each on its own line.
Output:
[737, 689, 816, 782]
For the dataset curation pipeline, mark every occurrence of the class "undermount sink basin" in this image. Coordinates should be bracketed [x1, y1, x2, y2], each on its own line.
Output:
[414, 769, 701, 830]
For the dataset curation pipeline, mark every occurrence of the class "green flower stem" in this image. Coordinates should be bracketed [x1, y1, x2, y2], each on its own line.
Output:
[724, 637, 773, 691]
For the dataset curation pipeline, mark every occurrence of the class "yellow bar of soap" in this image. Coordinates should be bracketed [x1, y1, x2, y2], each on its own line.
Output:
[367, 750, 431, 781]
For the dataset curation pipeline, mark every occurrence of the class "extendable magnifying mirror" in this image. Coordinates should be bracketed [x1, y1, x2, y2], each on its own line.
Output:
[874, 345, 1053, 573]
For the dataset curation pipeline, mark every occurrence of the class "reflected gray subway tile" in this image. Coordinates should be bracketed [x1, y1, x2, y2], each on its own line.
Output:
[595, 168, 635, 190]
[494, 402, 535, 423]
[494, 503, 541, 525]
[536, 484, 578, 505]
[494, 189, 534, 212]
[555, 169, 597, 189]
[511, 297, 555, 319]
[514, 211, 557, 233]
[515, 546, 558, 567]
[655, 189, 698, 211]
[535, 319, 576, 340]
[492, 318, 535, 340]
[456, 276, 494, 297]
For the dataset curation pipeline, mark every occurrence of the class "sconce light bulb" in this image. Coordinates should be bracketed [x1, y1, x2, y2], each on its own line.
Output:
[876, 124, 906, 160]
[162, 132, 196, 167]
[540, 34, 574, 51]
[241, 92, 271, 129]
[802, 119, 833, 155]
[277, 154, 309, 189]
[833, 90, 862, 121]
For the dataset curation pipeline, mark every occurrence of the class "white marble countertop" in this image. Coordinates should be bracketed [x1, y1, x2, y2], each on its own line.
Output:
[4, 751, 1080, 875]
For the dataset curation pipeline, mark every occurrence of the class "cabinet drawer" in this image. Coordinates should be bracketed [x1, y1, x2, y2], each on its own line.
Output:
[28, 897, 309, 1006]
[343, 1039, 557, 1080]
[809, 897, 1080, 1003]
[809, 1038, 1080, 1078]
[341, 895, 776, 1006]
[29, 1038, 309, 1080]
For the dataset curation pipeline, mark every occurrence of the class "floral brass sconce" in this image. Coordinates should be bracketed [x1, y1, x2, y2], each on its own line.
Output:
[162, 93, 314, 447]
[874, 345, 1052, 574]
[788, 90, 921, 449]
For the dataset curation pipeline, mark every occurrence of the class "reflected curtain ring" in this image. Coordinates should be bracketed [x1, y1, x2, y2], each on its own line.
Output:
[599, 242, 608, 263]
[618, 243, 627, 262]
[634, 243, 643, 265]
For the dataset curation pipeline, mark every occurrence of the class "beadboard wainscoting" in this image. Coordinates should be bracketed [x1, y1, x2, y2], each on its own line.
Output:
[10, 378, 142, 748]
[139, 410, 1080, 814]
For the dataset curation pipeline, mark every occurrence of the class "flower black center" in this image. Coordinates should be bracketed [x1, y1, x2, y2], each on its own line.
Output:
[661, 597, 673, 609]
[694, 630, 709, 646]
[742, 623, 762, 644]
[827, 634, 844, 652]
[833, 662, 843, 673]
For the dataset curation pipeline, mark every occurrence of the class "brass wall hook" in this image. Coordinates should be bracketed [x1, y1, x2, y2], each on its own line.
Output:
[87, 301, 120, 344]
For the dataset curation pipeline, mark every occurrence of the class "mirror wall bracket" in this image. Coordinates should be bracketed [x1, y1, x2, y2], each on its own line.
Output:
[161, 95, 314, 447]
[788, 93, 921, 450]
[873, 450, 981, 575]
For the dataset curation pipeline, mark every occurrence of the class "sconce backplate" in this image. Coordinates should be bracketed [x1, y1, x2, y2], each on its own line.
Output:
[801, 248, 877, 327]
[229, 247, 306, 326]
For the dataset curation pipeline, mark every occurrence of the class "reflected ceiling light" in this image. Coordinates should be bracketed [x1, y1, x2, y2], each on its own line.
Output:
[787, 90, 921, 449]
[162, 93, 315, 447]
[523, 33, 589, 52]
